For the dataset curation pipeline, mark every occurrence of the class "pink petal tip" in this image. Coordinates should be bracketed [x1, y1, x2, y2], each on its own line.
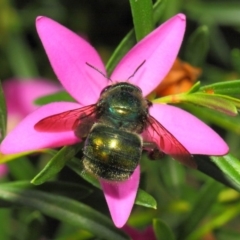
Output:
[176, 13, 186, 21]
[100, 166, 140, 228]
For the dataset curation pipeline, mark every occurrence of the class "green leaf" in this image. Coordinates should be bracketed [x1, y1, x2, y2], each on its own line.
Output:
[0, 181, 92, 200]
[184, 2, 240, 25]
[180, 93, 238, 116]
[129, 0, 154, 41]
[160, 0, 181, 20]
[153, 82, 240, 116]
[167, 92, 239, 116]
[217, 94, 240, 109]
[0, 209, 11, 240]
[180, 103, 240, 134]
[200, 80, 240, 97]
[24, 211, 45, 240]
[231, 49, 240, 75]
[106, 30, 136, 75]
[184, 25, 209, 67]
[34, 91, 75, 105]
[5, 34, 39, 77]
[185, 1, 233, 66]
[216, 229, 240, 240]
[186, 202, 240, 240]
[177, 178, 224, 240]
[153, 219, 175, 240]
[0, 81, 7, 142]
[0, 149, 50, 164]
[31, 145, 81, 185]
[211, 154, 240, 187]
[161, 159, 186, 196]
[207, 25, 231, 67]
[56, 227, 94, 240]
[7, 156, 37, 180]
[195, 155, 240, 192]
[67, 156, 101, 189]
[152, 0, 166, 24]
[68, 157, 157, 209]
[135, 189, 157, 209]
[0, 187, 128, 240]
[106, 0, 166, 75]
[186, 81, 201, 94]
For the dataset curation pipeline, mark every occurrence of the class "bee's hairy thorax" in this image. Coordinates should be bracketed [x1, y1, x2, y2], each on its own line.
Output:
[96, 82, 150, 133]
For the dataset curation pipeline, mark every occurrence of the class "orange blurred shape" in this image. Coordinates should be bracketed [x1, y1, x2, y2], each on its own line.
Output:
[202, 232, 216, 240]
[155, 58, 202, 96]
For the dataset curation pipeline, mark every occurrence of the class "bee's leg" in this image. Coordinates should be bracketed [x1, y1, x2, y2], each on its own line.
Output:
[143, 142, 165, 160]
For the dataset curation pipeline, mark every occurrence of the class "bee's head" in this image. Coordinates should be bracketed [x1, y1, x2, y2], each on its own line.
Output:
[100, 82, 142, 97]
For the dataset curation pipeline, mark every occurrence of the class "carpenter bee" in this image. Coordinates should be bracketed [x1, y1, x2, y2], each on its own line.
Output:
[34, 61, 196, 181]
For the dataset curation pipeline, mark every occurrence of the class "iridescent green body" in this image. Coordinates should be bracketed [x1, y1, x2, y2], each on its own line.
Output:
[97, 82, 149, 132]
[82, 82, 150, 181]
[83, 124, 142, 181]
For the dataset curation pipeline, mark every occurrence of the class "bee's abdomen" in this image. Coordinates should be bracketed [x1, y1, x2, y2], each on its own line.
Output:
[83, 123, 142, 181]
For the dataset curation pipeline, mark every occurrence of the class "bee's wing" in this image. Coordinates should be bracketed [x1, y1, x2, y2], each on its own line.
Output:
[143, 115, 197, 168]
[34, 104, 96, 133]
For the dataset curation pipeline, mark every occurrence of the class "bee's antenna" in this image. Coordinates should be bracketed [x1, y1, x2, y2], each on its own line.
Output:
[86, 62, 112, 82]
[127, 60, 146, 81]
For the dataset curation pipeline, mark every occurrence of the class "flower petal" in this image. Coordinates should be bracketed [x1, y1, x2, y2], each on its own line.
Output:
[0, 164, 8, 178]
[149, 104, 229, 155]
[36, 16, 107, 105]
[111, 14, 186, 96]
[100, 165, 140, 228]
[122, 225, 156, 240]
[1, 102, 82, 154]
[2, 78, 62, 118]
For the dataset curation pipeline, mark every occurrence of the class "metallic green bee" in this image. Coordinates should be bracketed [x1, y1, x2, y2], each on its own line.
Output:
[35, 62, 195, 181]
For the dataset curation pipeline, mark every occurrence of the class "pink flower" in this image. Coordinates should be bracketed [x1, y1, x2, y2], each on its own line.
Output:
[122, 225, 156, 240]
[0, 164, 8, 178]
[0, 15, 228, 227]
[0, 78, 61, 176]
[2, 79, 62, 132]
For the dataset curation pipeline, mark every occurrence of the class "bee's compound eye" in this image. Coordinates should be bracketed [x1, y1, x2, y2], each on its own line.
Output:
[100, 85, 112, 95]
